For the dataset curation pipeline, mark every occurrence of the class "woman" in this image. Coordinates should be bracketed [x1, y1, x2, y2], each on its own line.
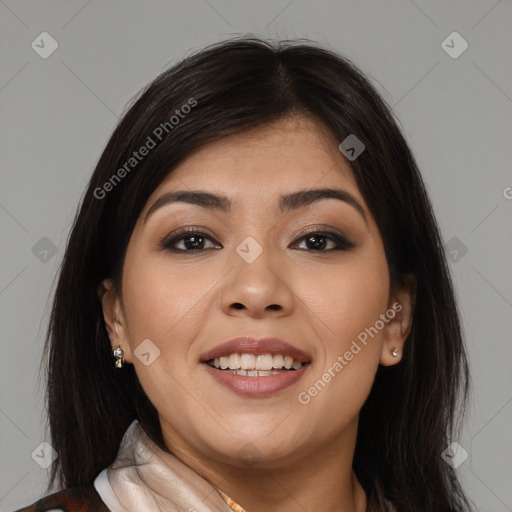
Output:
[15, 36, 473, 512]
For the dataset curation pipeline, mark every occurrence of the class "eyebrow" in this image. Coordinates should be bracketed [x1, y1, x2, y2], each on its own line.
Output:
[143, 188, 367, 225]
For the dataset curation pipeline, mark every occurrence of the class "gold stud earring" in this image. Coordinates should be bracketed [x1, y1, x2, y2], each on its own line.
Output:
[113, 345, 125, 368]
[391, 347, 399, 357]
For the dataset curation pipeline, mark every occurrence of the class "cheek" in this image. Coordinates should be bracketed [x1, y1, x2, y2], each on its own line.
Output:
[296, 242, 389, 413]
[334, 262, 390, 339]
[119, 253, 211, 413]
[303, 243, 390, 353]
[121, 251, 212, 344]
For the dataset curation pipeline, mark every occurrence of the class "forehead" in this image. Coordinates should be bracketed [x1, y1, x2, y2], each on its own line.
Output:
[150, 116, 361, 204]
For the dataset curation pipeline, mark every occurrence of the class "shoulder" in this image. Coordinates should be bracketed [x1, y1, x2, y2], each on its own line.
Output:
[12, 485, 110, 512]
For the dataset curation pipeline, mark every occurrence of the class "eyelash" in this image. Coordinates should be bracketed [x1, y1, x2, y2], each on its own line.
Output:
[159, 227, 355, 253]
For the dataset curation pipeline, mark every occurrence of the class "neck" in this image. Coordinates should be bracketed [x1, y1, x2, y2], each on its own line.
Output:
[161, 416, 367, 512]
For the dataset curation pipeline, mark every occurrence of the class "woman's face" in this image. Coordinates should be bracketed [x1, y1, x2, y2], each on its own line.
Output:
[100, 115, 412, 471]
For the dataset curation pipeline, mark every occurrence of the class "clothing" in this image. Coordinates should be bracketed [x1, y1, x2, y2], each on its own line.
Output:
[12, 485, 109, 512]
[14, 419, 395, 512]
[91, 419, 240, 511]
[14, 420, 242, 512]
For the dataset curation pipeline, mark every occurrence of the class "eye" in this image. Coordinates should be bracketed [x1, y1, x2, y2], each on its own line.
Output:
[159, 227, 220, 252]
[159, 227, 355, 253]
[292, 229, 355, 251]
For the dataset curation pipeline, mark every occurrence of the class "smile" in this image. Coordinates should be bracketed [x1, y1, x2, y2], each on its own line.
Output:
[202, 356, 311, 397]
[207, 353, 308, 372]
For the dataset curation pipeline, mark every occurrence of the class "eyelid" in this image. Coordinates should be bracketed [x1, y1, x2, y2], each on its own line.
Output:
[292, 227, 355, 250]
[158, 226, 216, 249]
[293, 224, 349, 241]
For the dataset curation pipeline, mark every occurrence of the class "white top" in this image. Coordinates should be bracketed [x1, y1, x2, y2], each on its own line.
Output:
[93, 468, 128, 512]
[91, 419, 236, 511]
[92, 419, 395, 511]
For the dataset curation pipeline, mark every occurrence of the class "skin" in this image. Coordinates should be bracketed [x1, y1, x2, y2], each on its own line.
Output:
[99, 114, 414, 512]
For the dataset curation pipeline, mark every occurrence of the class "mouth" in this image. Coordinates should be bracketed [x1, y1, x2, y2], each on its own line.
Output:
[199, 337, 312, 397]
[205, 353, 311, 376]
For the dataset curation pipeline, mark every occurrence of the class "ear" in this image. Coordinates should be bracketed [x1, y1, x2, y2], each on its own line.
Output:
[97, 278, 132, 363]
[380, 274, 416, 366]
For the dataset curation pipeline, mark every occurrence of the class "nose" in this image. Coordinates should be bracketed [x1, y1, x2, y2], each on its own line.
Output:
[220, 243, 294, 319]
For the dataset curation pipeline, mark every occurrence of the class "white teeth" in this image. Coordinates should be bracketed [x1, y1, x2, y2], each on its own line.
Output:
[256, 354, 274, 371]
[223, 369, 283, 376]
[240, 354, 256, 370]
[283, 356, 294, 369]
[272, 354, 284, 369]
[229, 353, 241, 369]
[208, 353, 306, 371]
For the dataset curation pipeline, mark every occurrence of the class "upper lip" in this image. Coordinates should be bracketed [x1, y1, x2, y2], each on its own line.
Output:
[199, 337, 312, 363]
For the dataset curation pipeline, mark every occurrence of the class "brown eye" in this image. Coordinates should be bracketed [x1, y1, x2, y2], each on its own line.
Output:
[160, 228, 220, 252]
[159, 228, 355, 254]
[292, 230, 355, 251]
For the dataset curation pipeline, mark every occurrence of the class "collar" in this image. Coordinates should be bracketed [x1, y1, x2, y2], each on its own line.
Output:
[93, 419, 394, 512]
[93, 419, 244, 512]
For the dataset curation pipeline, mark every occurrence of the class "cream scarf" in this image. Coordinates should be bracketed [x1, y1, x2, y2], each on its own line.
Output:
[93, 419, 393, 512]
[93, 419, 244, 512]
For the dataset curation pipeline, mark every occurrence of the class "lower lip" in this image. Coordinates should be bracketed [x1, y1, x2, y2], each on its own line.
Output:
[202, 363, 310, 398]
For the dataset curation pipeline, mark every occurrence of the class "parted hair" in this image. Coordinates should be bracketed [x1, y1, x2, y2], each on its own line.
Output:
[42, 36, 473, 511]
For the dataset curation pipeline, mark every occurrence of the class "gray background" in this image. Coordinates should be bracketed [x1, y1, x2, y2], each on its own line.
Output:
[1, 1, 511, 511]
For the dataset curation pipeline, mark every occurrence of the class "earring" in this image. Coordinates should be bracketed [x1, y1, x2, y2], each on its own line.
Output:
[113, 345, 125, 368]
[391, 347, 399, 357]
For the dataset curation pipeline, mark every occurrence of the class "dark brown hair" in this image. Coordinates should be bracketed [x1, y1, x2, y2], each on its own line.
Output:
[42, 36, 473, 511]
